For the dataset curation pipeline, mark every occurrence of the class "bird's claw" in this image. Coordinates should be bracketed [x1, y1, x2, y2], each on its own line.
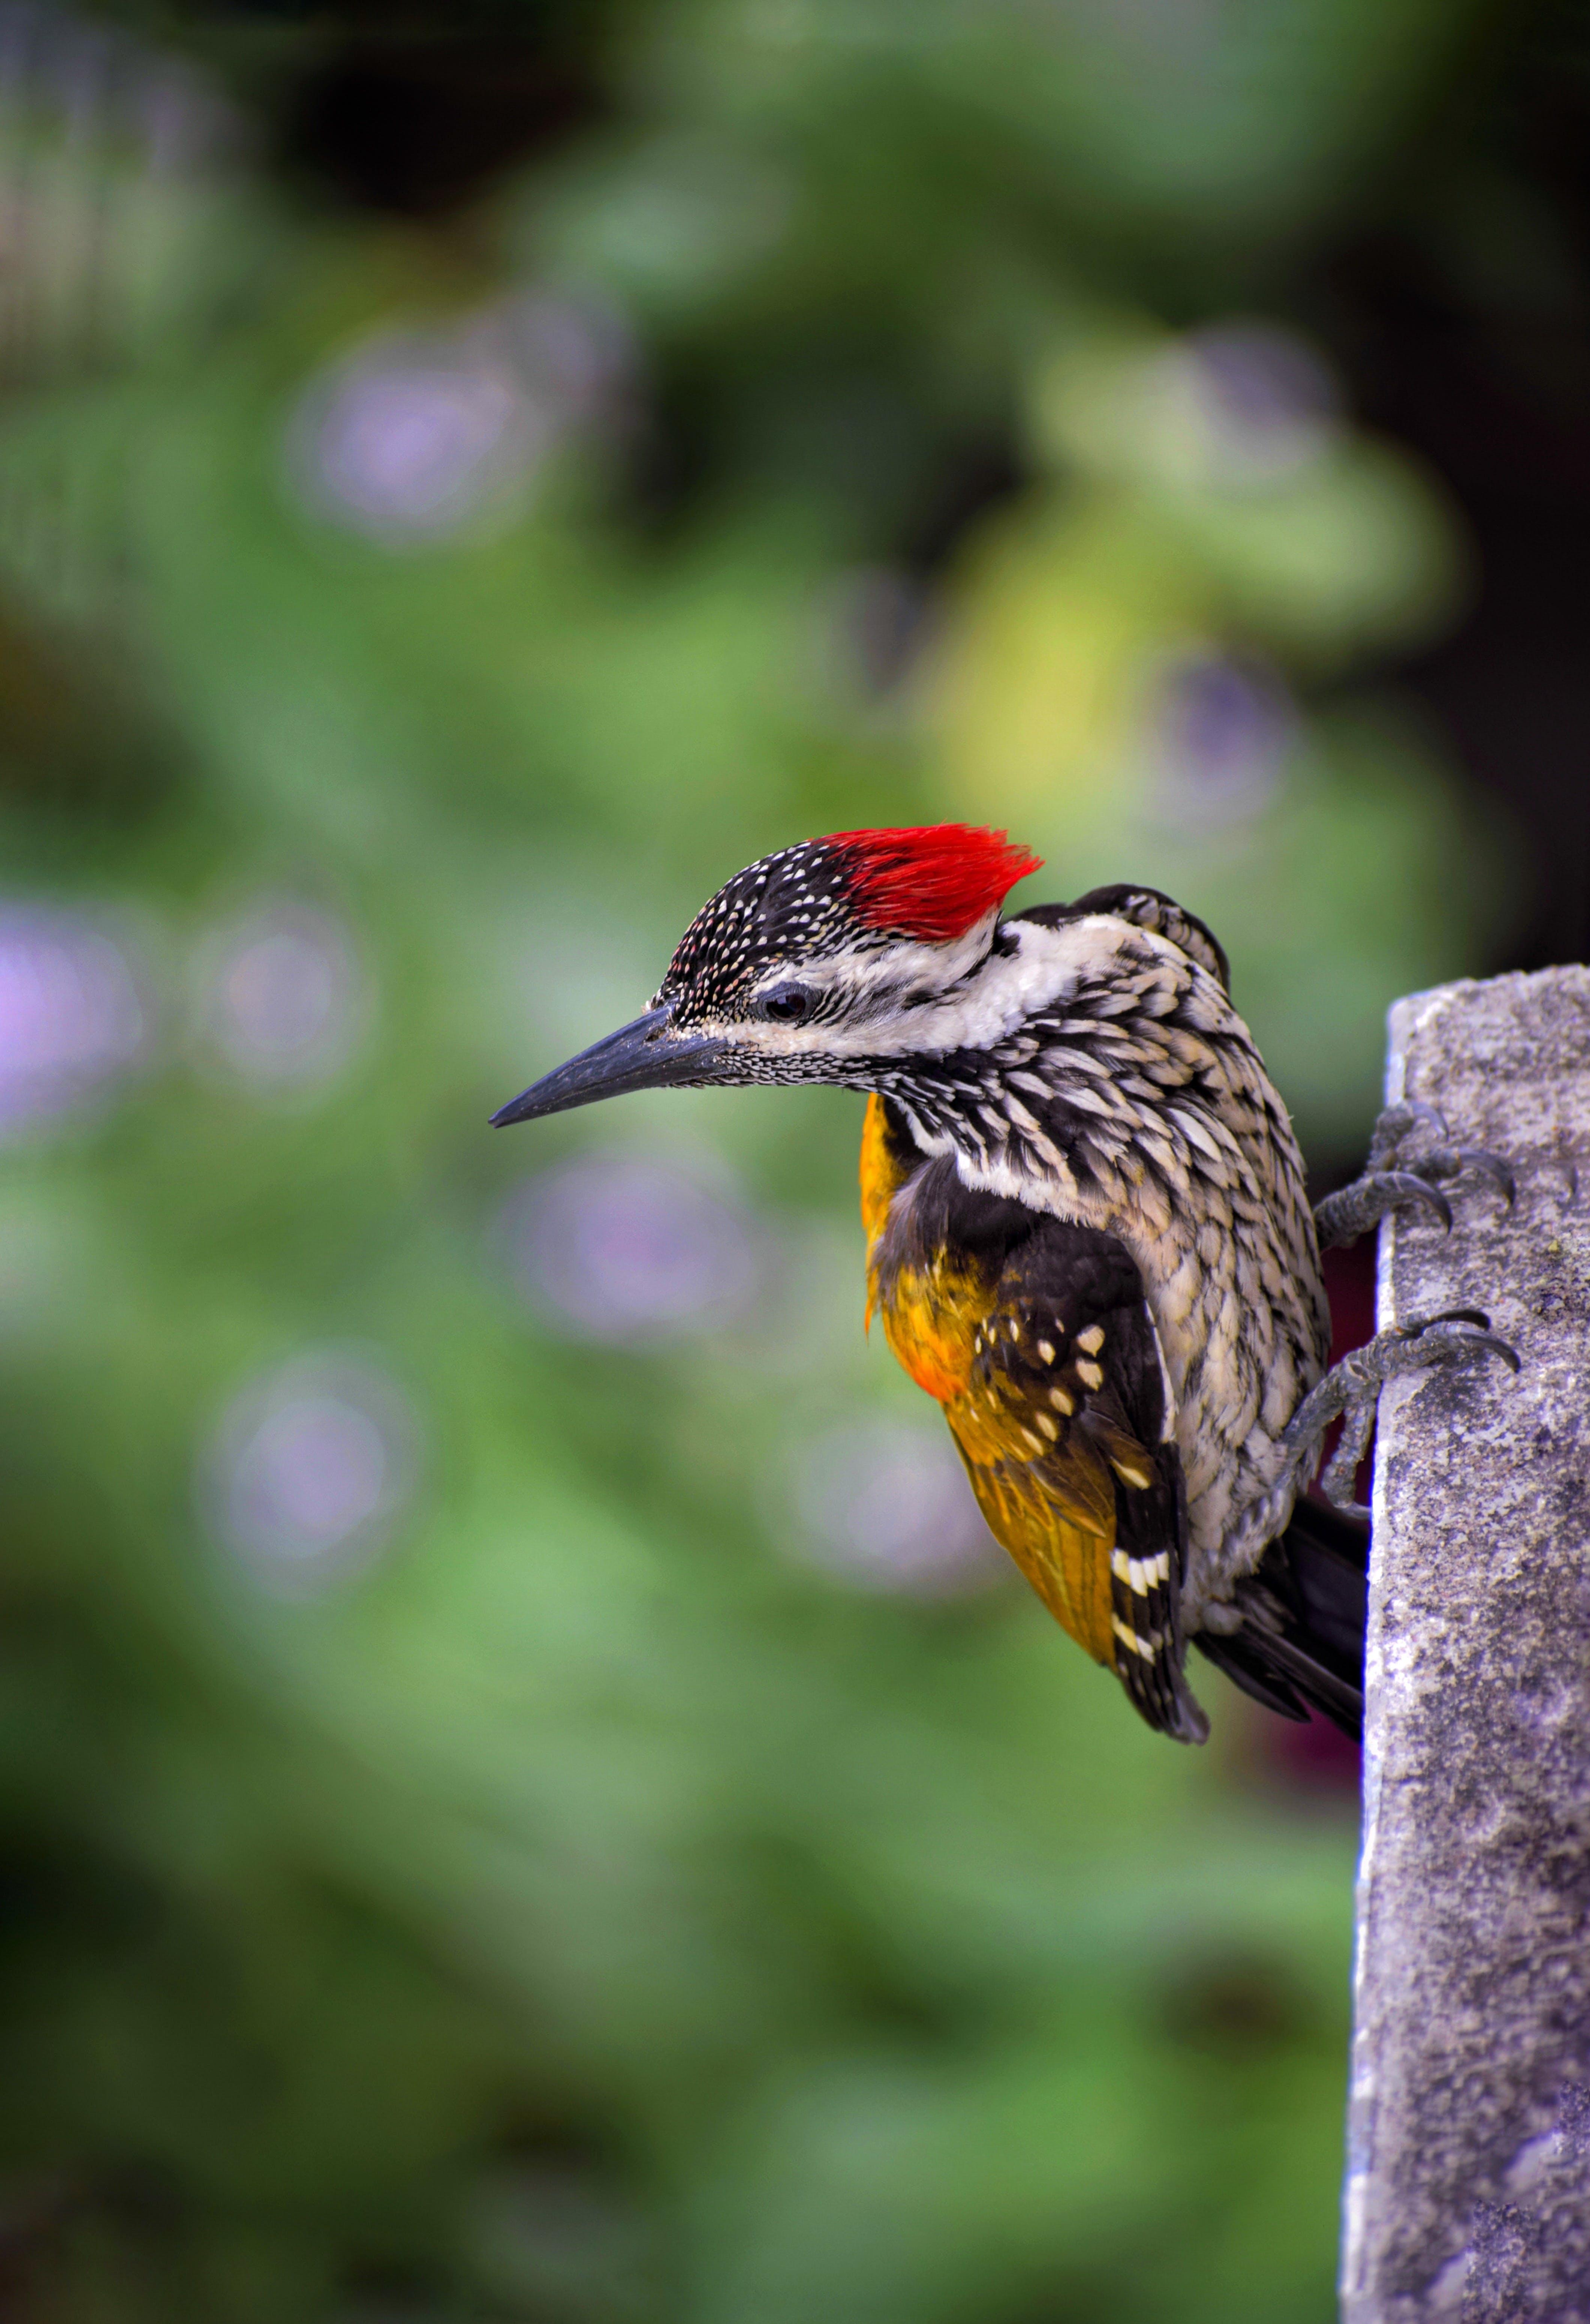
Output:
[1384, 1305, 1521, 1376]
[1366, 1099, 1446, 1170]
[1315, 1102, 1516, 1251]
[1408, 1145, 1517, 1206]
[1282, 1307, 1520, 1515]
[1314, 1169, 1451, 1248]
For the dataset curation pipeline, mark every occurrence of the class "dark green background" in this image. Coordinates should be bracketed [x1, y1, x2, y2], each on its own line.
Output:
[0, 3, 1581, 2317]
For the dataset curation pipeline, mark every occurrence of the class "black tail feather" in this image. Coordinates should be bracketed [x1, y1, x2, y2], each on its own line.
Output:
[1192, 1497, 1368, 1741]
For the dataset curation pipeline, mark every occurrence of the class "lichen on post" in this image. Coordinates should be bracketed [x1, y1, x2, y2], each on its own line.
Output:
[1343, 967, 1590, 2321]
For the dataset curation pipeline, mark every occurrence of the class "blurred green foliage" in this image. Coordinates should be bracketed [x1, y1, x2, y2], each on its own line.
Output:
[0, 2, 1539, 2318]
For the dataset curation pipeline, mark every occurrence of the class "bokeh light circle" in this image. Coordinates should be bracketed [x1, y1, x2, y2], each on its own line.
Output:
[284, 292, 635, 548]
[0, 904, 146, 1135]
[782, 1420, 1009, 1597]
[192, 898, 368, 1092]
[199, 1352, 420, 1597]
[499, 1151, 764, 1343]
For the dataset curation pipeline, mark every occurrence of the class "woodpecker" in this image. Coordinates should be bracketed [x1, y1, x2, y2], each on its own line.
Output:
[493, 825, 1514, 1743]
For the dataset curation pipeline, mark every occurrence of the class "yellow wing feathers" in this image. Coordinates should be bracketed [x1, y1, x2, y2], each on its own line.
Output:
[951, 1303, 1136, 1666]
[861, 1095, 1169, 1675]
[859, 1094, 1202, 1738]
[858, 1089, 903, 1254]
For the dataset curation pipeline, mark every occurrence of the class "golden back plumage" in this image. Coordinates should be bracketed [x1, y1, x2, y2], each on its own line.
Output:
[861, 1094, 1126, 1668]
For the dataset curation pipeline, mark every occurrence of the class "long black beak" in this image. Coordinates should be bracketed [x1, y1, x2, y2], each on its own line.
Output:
[490, 1005, 731, 1127]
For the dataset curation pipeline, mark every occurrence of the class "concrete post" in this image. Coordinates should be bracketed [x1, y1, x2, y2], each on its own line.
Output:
[1342, 967, 1590, 2322]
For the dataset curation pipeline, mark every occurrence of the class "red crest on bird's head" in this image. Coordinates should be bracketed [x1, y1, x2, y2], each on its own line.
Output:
[826, 825, 1044, 943]
[653, 821, 1043, 1024]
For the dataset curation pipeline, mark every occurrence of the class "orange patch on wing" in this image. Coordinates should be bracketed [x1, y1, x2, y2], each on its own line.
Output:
[879, 1266, 982, 1404]
[858, 1094, 1118, 1669]
[945, 1346, 1119, 1663]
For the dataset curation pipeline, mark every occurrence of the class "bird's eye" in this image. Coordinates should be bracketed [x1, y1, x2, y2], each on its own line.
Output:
[758, 984, 811, 1025]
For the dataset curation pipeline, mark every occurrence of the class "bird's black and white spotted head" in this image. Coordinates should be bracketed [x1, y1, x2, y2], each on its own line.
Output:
[491, 825, 1044, 1122]
[654, 826, 1044, 1041]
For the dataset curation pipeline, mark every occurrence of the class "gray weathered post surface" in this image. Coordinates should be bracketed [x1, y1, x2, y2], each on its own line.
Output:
[1342, 967, 1590, 2322]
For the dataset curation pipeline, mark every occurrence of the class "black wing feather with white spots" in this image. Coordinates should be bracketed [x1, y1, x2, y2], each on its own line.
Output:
[961, 1220, 1207, 1743]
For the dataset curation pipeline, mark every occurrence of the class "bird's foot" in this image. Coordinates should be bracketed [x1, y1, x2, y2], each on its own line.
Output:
[1281, 1307, 1520, 1518]
[1314, 1100, 1515, 1251]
